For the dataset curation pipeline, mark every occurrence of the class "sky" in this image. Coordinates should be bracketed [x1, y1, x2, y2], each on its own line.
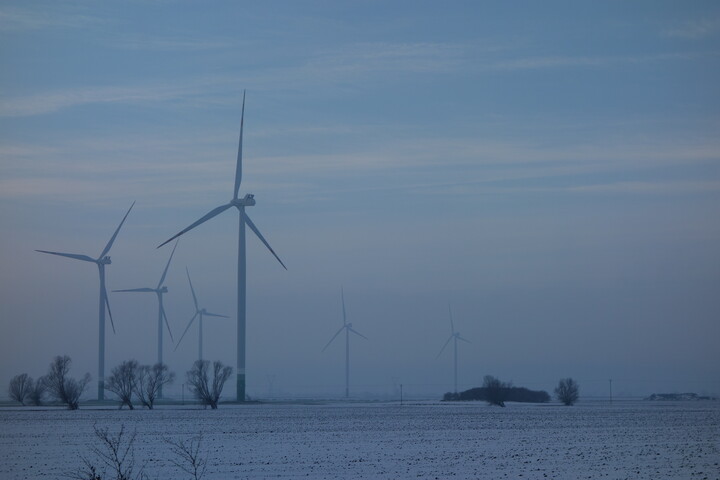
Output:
[1, 1, 719, 400]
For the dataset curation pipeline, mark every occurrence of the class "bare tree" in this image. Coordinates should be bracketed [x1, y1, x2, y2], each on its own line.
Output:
[69, 424, 146, 480]
[8, 373, 33, 405]
[165, 435, 207, 480]
[28, 375, 47, 406]
[105, 360, 139, 410]
[555, 377, 580, 406]
[133, 363, 174, 410]
[186, 360, 233, 409]
[44, 355, 91, 410]
[483, 375, 511, 407]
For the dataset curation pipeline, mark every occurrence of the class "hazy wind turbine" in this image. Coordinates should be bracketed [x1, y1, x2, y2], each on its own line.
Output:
[322, 288, 368, 398]
[113, 240, 177, 398]
[437, 304, 471, 394]
[158, 91, 286, 401]
[36, 202, 134, 401]
[175, 267, 228, 362]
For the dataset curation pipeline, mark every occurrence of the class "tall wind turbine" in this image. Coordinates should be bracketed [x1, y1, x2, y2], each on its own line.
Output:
[36, 202, 134, 401]
[175, 267, 228, 362]
[158, 91, 286, 401]
[322, 288, 368, 398]
[437, 304, 471, 394]
[113, 240, 177, 398]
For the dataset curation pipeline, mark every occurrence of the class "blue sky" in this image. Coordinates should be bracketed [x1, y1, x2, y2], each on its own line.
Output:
[1, 1, 719, 399]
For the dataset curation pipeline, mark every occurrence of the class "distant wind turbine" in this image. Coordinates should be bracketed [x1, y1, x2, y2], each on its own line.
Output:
[437, 304, 471, 394]
[113, 240, 178, 398]
[36, 202, 134, 401]
[175, 267, 228, 362]
[322, 288, 368, 398]
[158, 91, 286, 401]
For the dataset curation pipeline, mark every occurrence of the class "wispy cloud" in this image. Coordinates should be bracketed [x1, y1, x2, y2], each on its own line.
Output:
[491, 52, 708, 70]
[107, 33, 238, 51]
[0, 5, 102, 32]
[666, 19, 720, 39]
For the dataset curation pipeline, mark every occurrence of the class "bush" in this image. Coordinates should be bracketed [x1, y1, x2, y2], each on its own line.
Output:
[186, 360, 233, 409]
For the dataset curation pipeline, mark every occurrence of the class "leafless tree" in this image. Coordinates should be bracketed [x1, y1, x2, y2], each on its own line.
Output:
[555, 377, 580, 406]
[133, 363, 174, 409]
[28, 375, 47, 406]
[105, 360, 139, 410]
[69, 424, 146, 480]
[44, 355, 91, 410]
[8, 373, 33, 405]
[186, 360, 233, 409]
[165, 435, 207, 480]
[483, 375, 511, 407]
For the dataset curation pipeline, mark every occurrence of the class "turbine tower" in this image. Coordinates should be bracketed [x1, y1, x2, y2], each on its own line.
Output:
[322, 288, 368, 398]
[113, 240, 177, 396]
[36, 202, 134, 401]
[158, 91, 286, 401]
[175, 267, 228, 362]
[437, 304, 471, 394]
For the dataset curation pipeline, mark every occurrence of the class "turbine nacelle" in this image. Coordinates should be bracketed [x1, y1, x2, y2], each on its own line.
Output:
[159, 286, 168, 294]
[232, 194, 255, 207]
[99, 256, 111, 265]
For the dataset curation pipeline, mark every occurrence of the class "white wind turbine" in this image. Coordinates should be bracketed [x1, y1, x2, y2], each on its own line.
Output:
[158, 91, 286, 401]
[175, 267, 228, 362]
[322, 288, 368, 398]
[36, 202, 134, 401]
[113, 240, 177, 397]
[437, 304, 471, 394]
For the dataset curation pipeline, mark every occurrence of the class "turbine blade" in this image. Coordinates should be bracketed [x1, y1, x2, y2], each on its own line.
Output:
[113, 288, 155, 293]
[436, 335, 453, 359]
[174, 311, 199, 351]
[100, 201, 134, 258]
[233, 90, 246, 200]
[448, 303, 455, 335]
[341, 287, 347, 326]
[157, 240, 178, 289]
[203, 312, 229, 318]
[322, 326, 345, 352]
[158, 203, 233, 248]
[243, 212, 287, 270]
[161, 305, 174, 343]
[35, 250, 95, 263]
[104, 286, 116, 334]
[349, 327, 368, 340]
[186, 267, 199, 311]
[457, 335, 471, 344]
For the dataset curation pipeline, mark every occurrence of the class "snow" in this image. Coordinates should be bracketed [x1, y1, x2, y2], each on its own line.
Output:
[0, 400, 718, 479]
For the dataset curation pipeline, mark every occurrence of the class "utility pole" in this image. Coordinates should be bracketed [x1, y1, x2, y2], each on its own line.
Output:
[400, 384, 403, 406]
[609, 379, 613, 404]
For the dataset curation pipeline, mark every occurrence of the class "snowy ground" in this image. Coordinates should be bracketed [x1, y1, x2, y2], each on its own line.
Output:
[0, 400, 718, 479]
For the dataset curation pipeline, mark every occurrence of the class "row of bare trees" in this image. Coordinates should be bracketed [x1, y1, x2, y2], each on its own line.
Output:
[9, 357, 234, 410]
[443, 375, 580, 407]
[9, 356, 90, 409]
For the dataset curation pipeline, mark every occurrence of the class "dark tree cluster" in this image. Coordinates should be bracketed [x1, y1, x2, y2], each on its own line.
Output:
[443, 375, 551, 406]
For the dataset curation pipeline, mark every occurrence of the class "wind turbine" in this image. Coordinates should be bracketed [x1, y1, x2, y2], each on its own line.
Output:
[113, 240, 177, 397]
[175, 267, 228, 362]
[158, 91, 286, 401]
[437, 304, 471, 394]
[36, 202, 134, 401]
[322, 288, 368, 398]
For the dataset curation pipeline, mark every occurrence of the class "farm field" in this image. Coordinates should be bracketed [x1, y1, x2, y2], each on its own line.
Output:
[0, 400, 718, 479]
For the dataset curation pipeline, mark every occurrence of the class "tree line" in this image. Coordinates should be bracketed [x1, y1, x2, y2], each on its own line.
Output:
[443, 375, 579, 406]
[8, 355, 233, 410]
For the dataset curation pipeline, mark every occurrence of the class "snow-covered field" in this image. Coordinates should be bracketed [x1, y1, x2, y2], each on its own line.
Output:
[1, 400, 718, 479]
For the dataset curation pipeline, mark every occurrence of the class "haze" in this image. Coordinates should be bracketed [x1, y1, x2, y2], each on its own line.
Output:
[1, 1, 719, 400]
